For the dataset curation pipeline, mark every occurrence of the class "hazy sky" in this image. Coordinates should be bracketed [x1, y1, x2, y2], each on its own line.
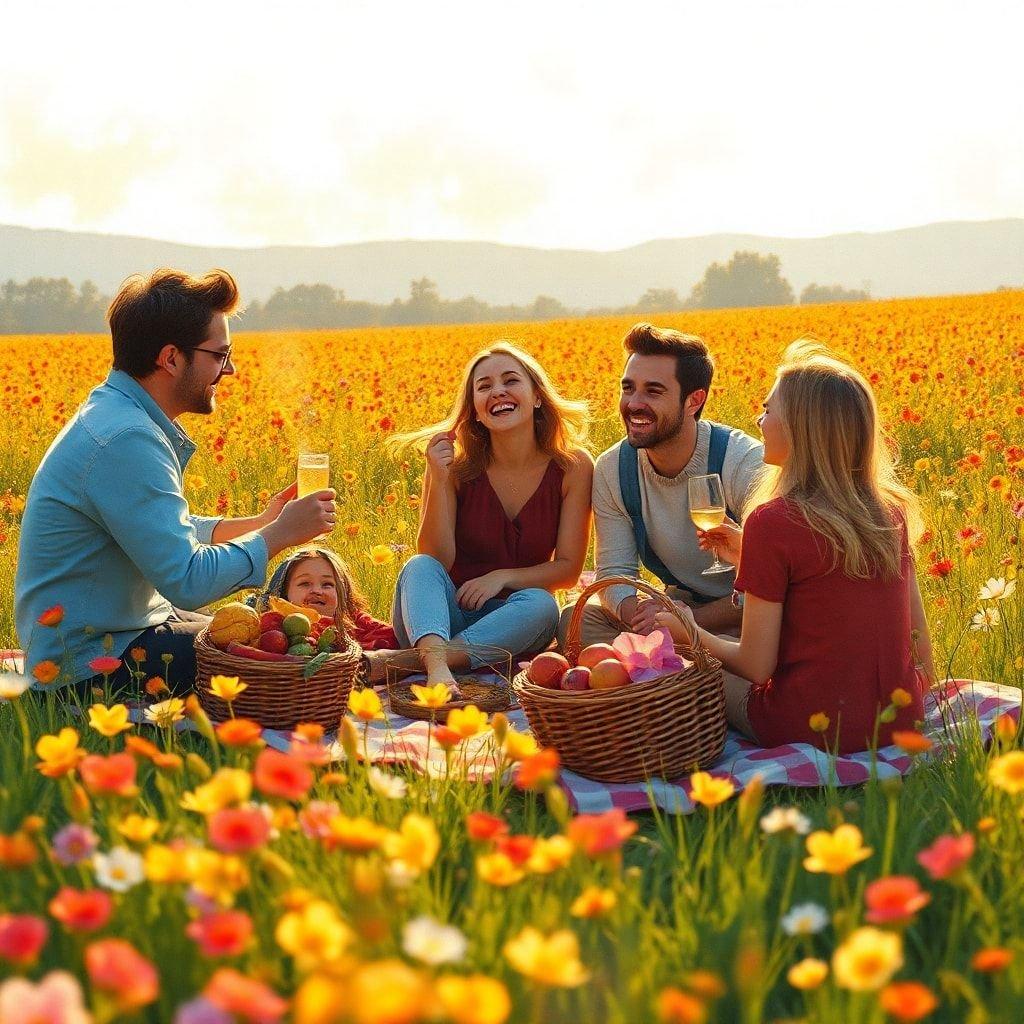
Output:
[1, 0, 1022, 250]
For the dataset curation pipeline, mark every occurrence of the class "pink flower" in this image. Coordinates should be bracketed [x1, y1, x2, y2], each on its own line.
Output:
[85, 938, 159, 1011]
[0, 914, 48, 965]
[51, 823, 99, 866]
[203, 968, 288, 1023]
[0, 971, 91, 1024]
[611, 628, 689, 683]
[917, 833, 975, 880]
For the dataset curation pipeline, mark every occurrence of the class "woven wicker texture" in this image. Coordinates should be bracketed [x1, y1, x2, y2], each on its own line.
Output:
[513, 576, 726, 782]
[195, 627, 361, 730]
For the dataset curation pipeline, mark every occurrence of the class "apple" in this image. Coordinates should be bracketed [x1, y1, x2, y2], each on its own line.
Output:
[578, 643, 621, 670]
[561, 666, 591, 691]
[260, 611, 285, 632]
[258, 629, 290, 655]
[527, 651, 570, 688]
[590, 658, 631, 690]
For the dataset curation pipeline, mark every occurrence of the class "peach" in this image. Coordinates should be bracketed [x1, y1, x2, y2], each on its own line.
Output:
[578, 643, 621, 670]
[590, 658, 631, 690]
[527, 652, 569, 688]
[561, 666, 591, 691]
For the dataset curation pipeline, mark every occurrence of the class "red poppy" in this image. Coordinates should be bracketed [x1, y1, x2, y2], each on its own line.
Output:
[186, 910, 254, 958]
[203, 968, 288, 1023]
[208, 807, 271, 853]
[465, 811, 509, 842]
[88, 656, 122, 676]
[37, 605, 64, 627]
[864, 875, 931, 924]
[252, 749, 313, 801]
[85, 938, 159, 1011]
[79, 753, 138, 797]
[0, 913, 48, 965]
[917, 833, 975, 880]
[568, 808, 639, 857]
[48, 887, 113, 933]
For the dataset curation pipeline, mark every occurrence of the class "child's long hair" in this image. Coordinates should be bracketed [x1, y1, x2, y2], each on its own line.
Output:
[746, 340, 922, 579]
[390, 343, 589, 484]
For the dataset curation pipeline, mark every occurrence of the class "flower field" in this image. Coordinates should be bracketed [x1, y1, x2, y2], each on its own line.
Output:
[0, 290, 1023, 1022]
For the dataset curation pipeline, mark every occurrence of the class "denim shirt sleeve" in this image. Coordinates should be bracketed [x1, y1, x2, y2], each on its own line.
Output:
[84, 427, 268, 608]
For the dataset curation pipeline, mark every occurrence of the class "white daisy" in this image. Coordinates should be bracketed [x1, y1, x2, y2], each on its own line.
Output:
[759, 807, 812, 835]
[781, 902, 829, 936]
[93, 846, 145, 892]
[0, 673, 30, 700]
[971, 607, 1002, 631]
[979, 577, 1016, 602]
[401, 915, 468, 965]
[367, 767, 408, 800]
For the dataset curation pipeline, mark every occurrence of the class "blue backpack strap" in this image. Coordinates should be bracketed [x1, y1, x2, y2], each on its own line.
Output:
[617, 442, 685, 590]
[707, 422, 737, 522]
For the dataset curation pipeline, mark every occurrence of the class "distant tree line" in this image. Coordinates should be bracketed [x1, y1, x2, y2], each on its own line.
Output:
[0, 253, 873, 333]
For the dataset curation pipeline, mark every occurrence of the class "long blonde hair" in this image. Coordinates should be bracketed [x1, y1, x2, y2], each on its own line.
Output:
[391, 343, 589, 484]
[746, 340, 922, 579]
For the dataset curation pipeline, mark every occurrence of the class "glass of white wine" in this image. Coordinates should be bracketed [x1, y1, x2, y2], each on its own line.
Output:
[687, 473, 733, 576]
[297, 452, 330, 498]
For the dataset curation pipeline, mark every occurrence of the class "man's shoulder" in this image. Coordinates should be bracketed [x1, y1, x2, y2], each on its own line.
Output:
[593, 438, 628, 475]
[77, 385, 164, 448]
[711, 421, 762, 457]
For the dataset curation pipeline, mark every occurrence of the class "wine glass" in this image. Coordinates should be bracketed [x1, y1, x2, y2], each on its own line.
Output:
[687, 473, 733, 576]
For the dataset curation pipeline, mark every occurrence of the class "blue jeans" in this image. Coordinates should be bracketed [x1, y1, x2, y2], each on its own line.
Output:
[391, 554, 559, 668]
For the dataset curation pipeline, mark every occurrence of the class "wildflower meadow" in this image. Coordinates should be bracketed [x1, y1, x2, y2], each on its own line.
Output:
[0, 290, 1023, 1023]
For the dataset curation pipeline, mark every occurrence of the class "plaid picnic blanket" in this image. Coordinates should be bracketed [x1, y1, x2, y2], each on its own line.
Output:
[5, 646, 1017, 817]
[259, 677, 1020, 815]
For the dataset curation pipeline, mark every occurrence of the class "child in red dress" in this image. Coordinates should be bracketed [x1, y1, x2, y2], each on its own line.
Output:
[657, 341, 934, 753]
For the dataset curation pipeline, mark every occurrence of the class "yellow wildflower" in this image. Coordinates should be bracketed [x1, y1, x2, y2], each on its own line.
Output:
[181, 768, 253, 815]
[787, 958, 829, 990]
[348, 687, 384, 722]
[209, 675, 247, 701]
[410, 682, 452, 708]
[570, 886, 617, 918]
[476, 852, 526, 887]
[276, 899, 355, 972]
[117, 814, 160, 844]
[502, 730, 539, 762]
[689, 771, 736, 808]
[368, 544, 395, 565]
[803, 824, 873, 874]
[384, 813, 440, 874]
[145, 697, 186, 728]
[526, 835, 575, 874]
[326, 815, 389, 853]
[435, 975, 511, 1024]
[504, 927, 589, 987]
[988, 751, 1024, 794]
[832, 927, 903, 991]
[446, 704, 489, 738]
[87, 703, 133, 738]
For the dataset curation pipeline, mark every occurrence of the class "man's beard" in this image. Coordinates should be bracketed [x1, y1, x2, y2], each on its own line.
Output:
[177, 364, 216, 414]
[625, 407, 686, 449]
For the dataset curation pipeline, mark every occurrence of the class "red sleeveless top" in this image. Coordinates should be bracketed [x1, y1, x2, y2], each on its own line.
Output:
[449, 461, 565, 588]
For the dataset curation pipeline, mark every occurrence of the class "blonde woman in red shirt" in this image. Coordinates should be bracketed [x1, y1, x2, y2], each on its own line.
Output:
[657, 340, 935, 753]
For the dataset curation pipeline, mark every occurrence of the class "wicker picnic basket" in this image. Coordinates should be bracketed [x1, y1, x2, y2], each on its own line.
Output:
[513, 576, 726, 782]
[194, 626, 362, 730]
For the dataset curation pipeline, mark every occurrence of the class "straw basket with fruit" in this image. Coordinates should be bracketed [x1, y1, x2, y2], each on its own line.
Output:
[195, 597, 361, 730]
[512, 576, 726, 782]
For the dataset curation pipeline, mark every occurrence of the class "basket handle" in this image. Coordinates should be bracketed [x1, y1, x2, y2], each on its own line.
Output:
[563, 575, 710, 669]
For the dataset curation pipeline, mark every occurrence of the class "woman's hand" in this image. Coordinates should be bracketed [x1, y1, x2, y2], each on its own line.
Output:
[425, 430, 457, 480]
[654, 603, 696, 645]
[456, 571, 507, 611]
[697, 519, 743, 567]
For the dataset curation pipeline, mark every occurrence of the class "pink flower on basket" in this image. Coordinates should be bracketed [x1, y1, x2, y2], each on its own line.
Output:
[611, 629, 689, 683]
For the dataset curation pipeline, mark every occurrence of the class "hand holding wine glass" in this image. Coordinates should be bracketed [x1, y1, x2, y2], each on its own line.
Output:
[687, 473, 734, 576]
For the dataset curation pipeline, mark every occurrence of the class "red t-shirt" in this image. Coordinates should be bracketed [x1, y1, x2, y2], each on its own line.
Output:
[734, 498, 924, 753]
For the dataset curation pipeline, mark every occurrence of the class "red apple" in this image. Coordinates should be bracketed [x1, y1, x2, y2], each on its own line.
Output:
[590, 658, 631, 690]
[561, 666, 591, 691]
[527, 651, 569, 688]
[260, 611, 285, 632]
[578, 643, 621, 670]
[258, 629, 290, 655]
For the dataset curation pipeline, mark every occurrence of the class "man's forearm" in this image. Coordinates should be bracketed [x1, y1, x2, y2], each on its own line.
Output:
[211, 514, 268, 544]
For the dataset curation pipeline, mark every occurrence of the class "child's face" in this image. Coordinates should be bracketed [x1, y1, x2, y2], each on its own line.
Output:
[285, 557, 338, 619]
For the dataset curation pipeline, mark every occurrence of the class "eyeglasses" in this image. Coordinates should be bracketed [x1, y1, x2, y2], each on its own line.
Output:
[191, 345, 233, 371]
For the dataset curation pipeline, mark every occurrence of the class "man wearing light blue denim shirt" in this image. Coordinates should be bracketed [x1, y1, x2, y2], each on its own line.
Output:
[15, 268, 337, 691]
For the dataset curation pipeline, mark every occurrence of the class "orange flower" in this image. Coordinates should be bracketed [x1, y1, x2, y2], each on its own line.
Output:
[48, 887, 113, 933]
[145, 676, 169, 696]
[217, 718, 264, 746]
[432, 725, 464, 749]
[893, 731, 933, 756]
[864, 875, 931, 925]
[203, 968, 288, 1022]
[567, 808, 638, 857]
[208, 807, 272, 853]
[186, 910, 254, 958]
[0, 831, 38, 868]
[129, 646, 147, 663]
[37, 605, 64, 627]
[656, 987, 706, 1024]
[253, 749, 313, 801]
[971, 947, 1014, 972]
[31, 660, 60, 685]
[78, 753, 138, 797]
[122, 734, 181, 769]
[515, 748, 560, 791]
[85, 938, 159, 1011]
[466, 812, 509, 842]
[890, 688, 913, 709]
[809, 712, 831, 734]
[879, 981, 939, 1021]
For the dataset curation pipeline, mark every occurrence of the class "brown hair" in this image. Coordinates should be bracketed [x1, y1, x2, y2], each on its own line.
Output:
[108, 268, 241, 378]
[391, 342, 589, 485]
[622, 322, 714, 418]
[282, 548, 367, 632]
